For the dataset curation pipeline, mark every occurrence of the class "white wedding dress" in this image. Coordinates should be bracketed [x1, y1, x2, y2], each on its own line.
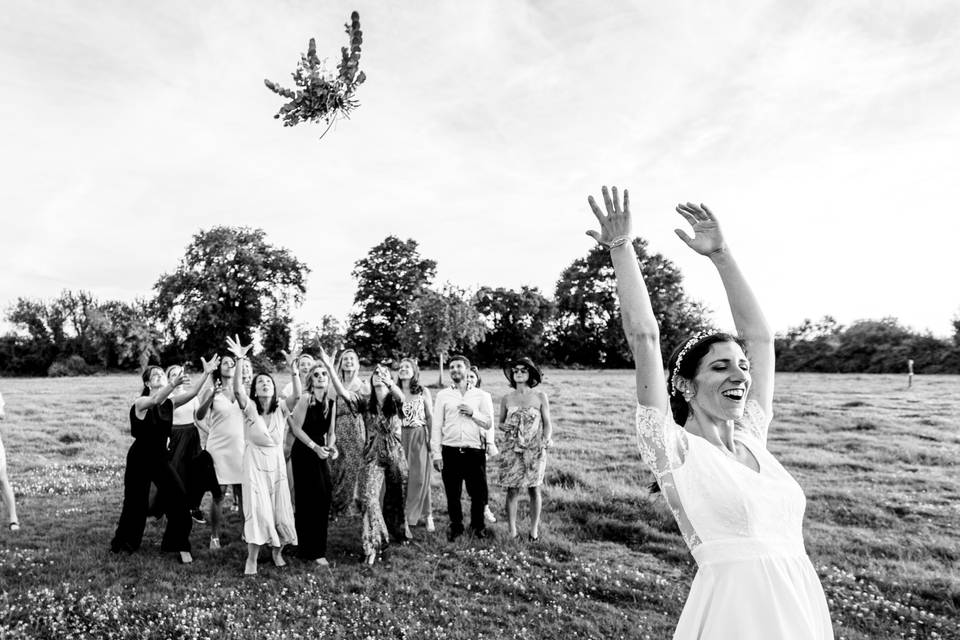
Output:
[636, 400, 834, 639]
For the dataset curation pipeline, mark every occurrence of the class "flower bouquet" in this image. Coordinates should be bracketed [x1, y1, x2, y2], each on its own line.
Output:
[264, 11, 366, 136]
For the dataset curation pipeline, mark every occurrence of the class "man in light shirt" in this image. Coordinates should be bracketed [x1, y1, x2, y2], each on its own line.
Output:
[431, 355, 494, 541]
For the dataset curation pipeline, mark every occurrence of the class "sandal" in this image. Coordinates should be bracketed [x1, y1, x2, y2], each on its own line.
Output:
[8, 522, 20, 532]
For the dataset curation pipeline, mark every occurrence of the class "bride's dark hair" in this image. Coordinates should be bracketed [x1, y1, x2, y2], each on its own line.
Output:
[666, 332, 745, 425]
[648, 332, 745, 495]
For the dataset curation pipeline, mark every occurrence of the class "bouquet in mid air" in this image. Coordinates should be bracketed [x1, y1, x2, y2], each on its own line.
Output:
[264, 11, 366, 134]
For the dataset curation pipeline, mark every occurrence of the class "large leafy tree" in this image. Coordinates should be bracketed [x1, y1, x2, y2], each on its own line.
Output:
[347, 236, 436, 361]
[152, 227, 309, 364]
[473, 286, 555, 366]
[550, 239, 710, 366]
[397, 284, 486, 384]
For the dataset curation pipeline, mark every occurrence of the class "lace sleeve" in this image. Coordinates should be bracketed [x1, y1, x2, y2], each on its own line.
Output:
[736, 399, 772, 448]
[635, 404, 689, 481]
[635, 404, 701, 549]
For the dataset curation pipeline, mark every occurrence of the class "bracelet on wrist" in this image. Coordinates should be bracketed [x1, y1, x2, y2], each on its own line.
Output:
[606, 235, 631, 250]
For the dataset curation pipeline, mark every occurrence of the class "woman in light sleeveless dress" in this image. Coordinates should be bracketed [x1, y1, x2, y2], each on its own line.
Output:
[398, 358, 434, 532]
[585, 187, 833, 639]
[225, 337, 300, 575]
[497, 357, 553, 541]
[195, 355, 247, 549]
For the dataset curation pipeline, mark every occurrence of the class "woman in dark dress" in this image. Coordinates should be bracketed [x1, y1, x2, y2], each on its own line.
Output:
[288, 363, 338, 566]
[110, 357, 217, 563]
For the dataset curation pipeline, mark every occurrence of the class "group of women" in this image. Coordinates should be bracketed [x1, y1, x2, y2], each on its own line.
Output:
[109, 334, 555, 572]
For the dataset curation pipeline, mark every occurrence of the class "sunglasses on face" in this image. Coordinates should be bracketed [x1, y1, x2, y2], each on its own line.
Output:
[312, 371, 325, 379]
[512, 367, 528, 374]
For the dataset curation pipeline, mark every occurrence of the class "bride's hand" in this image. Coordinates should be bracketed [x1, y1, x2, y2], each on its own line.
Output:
[586, 185, 632, 247]
[674, 202, 726, 256]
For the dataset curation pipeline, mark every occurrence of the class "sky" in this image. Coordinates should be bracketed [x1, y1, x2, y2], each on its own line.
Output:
[1, 0, 958, 339]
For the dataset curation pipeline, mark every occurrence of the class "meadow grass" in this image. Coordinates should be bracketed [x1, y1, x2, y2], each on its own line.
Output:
[0, 371, 957, 639]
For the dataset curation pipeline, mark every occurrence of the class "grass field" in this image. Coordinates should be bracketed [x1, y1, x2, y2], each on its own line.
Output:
[0, 371, 957, 639]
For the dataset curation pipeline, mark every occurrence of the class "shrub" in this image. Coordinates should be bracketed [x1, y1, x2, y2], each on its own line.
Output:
[47, 355, 92, 377]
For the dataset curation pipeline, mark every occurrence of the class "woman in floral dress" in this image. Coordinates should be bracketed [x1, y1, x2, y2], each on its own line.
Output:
[498, 357, 553, 541]
[328, 348, 368, 517]
[319, 350, 408, 564]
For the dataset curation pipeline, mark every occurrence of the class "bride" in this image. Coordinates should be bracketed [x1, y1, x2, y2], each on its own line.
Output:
[586, 187, 833, 639]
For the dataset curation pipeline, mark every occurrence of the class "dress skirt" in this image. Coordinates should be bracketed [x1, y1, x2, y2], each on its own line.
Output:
[242, 444, 297, 548]
[675, 539, 833, 640]
[400, 426, 431, 524]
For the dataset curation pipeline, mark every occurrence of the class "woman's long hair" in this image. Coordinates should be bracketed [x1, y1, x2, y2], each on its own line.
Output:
[399, 358, 422, 395]
[304, 363, 330, 406]
[211, 355, 236, 386]
[140, 365, 164, 397]
[469, 365, 483, 388]
[649, 332, 744, 494]
[250, 372, 279, 415]
[367, 373, 401, 419]
[336, 348, 360, 384]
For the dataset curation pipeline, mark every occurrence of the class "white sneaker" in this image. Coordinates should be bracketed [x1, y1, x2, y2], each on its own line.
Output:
[425, 515, 435, 532]
[209, 537, 221, 550]
[484, 505, 497, 523]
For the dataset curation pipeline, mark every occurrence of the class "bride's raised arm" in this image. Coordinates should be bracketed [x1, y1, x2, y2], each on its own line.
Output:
[587, 186, 669, 412]
[674, 203, 774, 420]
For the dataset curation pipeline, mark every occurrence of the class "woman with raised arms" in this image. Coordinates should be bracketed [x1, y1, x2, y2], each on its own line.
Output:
[585, 187, 832, 638]
[224, 336, 300, 575]
[328, 348, 368, 517]
[195, 354, 246, 549]
[318, 349, 409, 564]
[110, 356, 218, 564]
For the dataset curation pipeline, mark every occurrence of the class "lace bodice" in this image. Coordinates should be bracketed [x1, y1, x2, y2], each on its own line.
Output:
[635, 400, 806, 552]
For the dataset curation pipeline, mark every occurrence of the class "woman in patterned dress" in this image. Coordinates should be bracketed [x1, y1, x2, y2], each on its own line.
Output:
[327, 348, 368, 517]
[397, 358, 434, 532]
[319, 349, 408, 564]
[498, 357, 553, 541]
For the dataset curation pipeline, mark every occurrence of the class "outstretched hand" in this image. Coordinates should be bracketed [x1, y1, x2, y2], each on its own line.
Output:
[674, 203, 726, 256]
[168, 369, 187, 388]
[281, 350, 298, 372]
[225, 334, 252, 359]
[586, 186, 632, 247]
[200, 354, 221, 374]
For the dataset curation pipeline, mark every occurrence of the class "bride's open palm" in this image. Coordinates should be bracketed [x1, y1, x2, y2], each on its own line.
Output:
[675, 202, 726, 256]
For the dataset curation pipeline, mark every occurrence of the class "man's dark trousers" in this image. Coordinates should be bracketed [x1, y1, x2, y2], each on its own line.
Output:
[441, 446, 488, 534]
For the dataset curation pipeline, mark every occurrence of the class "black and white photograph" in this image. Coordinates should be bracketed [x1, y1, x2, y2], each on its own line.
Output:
[0, 2, 957, 638]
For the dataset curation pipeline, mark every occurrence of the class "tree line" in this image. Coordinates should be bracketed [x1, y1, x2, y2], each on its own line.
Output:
[2, 227, 958, 376]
